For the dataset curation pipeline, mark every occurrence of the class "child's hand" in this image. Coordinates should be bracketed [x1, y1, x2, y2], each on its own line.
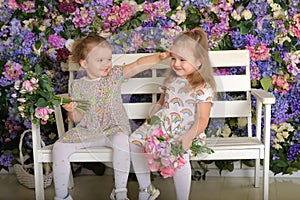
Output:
[178, 133, 194, 151]
[159, 52, 170, 60]
[62, 102, 77, 112]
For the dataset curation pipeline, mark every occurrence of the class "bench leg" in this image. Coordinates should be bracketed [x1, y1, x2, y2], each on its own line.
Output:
[254, 158, 260, 188]
[32, 123, 45, 200]
[34, 162, 45, 200]
[263, 104, 271, 200]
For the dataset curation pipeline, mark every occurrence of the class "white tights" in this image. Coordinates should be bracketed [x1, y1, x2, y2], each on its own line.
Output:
[130, 143, 191, 200]
[53, 132, 130, 199]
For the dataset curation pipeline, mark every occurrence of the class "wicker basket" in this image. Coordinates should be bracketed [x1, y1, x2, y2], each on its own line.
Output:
[14, 130, 53, 189]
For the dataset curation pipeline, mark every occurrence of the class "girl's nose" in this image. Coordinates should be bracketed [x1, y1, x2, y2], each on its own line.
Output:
[173, 59, 181, 67]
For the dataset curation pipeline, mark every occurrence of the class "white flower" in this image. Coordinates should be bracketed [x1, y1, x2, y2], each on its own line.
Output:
[99, 32, 111, 38]
[242, 10, 252, 20]
[65, 39, 75, 52]
[237, 117, 247, 129]
[282, 131, 289, 139]
[272, 143, 282, 150]
[276, 133, 284, 143]
[231, 10, 241, 21]
[39, 25, 46, 32]
[17, 98, 26, 103]
[170, 10, 186, 25]
[18, 106, 25, 112]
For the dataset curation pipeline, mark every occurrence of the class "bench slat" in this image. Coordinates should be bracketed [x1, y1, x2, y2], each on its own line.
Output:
[124, 100, 251, 119]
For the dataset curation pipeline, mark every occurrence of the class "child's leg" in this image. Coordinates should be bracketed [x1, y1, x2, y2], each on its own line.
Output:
[53, 140, 107, 199]
[173, 153, 191, 200]
[107, 132, 130, 199]
[52, 142, 79, 199]
[130, 143, 154, 200]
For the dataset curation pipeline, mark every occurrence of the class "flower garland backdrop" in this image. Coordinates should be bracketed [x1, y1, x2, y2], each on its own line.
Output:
[0, 0, 299, 176]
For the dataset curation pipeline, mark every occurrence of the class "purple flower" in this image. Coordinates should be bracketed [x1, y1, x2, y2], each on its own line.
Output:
[48, 34, 66, 49]
[157, 141, 172, 157]
[287, 144, 300, 161]
[0, 151, 14, 167]
[231, 29, 246, 49]
[272, 154, 280, 161]
[58, 0, 78, 14]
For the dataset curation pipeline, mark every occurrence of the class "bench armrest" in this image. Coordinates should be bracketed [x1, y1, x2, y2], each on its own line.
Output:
[251, 89, 276, 105]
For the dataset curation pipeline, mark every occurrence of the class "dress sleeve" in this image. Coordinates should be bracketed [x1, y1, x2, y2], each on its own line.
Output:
[195, 83, 214, 104]
[112, 65, 124, 81]
[69, 80, 81, 99]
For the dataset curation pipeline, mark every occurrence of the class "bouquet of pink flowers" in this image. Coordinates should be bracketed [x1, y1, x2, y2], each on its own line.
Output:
[143, 127, 186, 178]
[143, 115, 214, 178]
[12, 68, 90, 125]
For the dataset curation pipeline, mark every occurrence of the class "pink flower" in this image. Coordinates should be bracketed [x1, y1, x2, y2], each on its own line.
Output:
[8, 0, 19, 10]
[246, 44, 270, 61]
[290, 13, 300, 39]
[272, 74, 291, 94]
[176, 156, 186, 168]
[160, 167, 176, 178]
[160, 157, 172, 167]
[21, 80, 35, 94]
[2, 61, 24, 81]
[146, 157, 160, 172]
[34, 107, 54, 122]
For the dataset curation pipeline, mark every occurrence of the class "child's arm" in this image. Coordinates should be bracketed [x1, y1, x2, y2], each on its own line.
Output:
[62, 102, 84, 123]
[123, 52, 170, 79]
[149, 92, 165, 116]
[178, 102, 212, 150]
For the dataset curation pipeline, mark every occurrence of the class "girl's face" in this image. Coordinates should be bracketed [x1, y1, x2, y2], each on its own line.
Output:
[170, 46, 201, 78]
[81, 45, 112, 79]
[170, 50, 200, 78]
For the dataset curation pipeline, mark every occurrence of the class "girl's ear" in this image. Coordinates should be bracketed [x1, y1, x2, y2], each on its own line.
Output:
[79, 59, 87, 68]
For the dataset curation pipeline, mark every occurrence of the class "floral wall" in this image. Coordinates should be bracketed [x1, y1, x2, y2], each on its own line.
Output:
[0, 0, 299, 175]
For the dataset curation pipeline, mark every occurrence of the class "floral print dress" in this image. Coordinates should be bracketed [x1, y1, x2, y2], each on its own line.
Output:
[130, 76, 213, 147]
[59, 65, 131, 143]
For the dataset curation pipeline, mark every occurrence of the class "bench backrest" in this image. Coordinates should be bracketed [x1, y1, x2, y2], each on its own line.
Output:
[64, 50, 252, 136]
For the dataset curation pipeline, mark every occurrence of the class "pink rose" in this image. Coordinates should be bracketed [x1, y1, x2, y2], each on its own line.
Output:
[22, 80, 34, 93]
[152, 128, 164, 137]
[35, 107, 54, 121]
[176, 156, 186, 169]
[147, 158, 160, 172]
[160, 157, 172, 167]
[160, 167, 176, 178]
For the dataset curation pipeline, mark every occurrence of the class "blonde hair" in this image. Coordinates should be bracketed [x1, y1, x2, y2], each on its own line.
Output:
[164, 27, 216, 92]
[71, 34, 111, 64]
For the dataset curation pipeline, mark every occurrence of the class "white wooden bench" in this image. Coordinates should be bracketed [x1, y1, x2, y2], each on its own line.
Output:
[32, 50, 275, 200]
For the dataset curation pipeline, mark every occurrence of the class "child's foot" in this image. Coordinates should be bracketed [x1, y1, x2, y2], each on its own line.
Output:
[110, 188, 130, 200]
[54, 193, 73, 200]
[139, 184, 160, 200]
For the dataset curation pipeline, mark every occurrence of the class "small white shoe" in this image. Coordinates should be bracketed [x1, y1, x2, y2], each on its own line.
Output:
[110, 188, 130, 200]
[140, 184, 160, 200]
[54, 193, 73, 200]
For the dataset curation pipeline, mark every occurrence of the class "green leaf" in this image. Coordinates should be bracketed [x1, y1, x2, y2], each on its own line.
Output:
[169, 0, 180, 10]
[35, 98, 48, 107]
[35, 65, 43, 74]
[260, 77, 273, 91]
[52, 99, 61, 106]
[146, 115, 161, 125]
[276, 160, 289, 168]
[135, 0, 145, 4]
